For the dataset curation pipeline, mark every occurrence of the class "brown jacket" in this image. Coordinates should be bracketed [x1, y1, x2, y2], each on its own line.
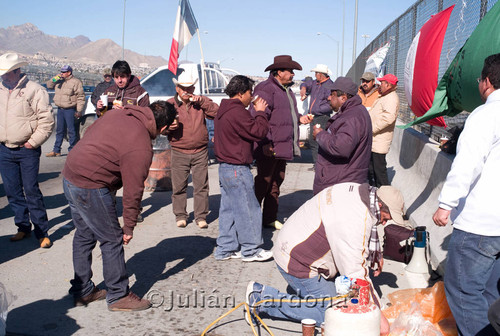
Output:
[46, 74, 85, 112]
[166, 95, 218, 154]
[62, 105, 157, 236]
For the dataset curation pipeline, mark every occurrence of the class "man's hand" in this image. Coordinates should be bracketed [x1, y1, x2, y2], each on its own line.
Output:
[299, 114, 313, 124]
[312, 125, 323, 139]
[190, 95, 202, 103]
[253, 97, 268, 112]
[168, 118, 179, 131]
[433, 207, 450, 226]
[300, 88, 307, 101]
[123, 234, 133, 245]
[262, 143, 274, 157]
[97, 100, 105, 110]
[74, 112, 82, 119]
[23, 142, 33, 149]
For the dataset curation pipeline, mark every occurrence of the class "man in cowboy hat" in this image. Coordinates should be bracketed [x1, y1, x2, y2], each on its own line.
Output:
[300, 64, 335, 168]
[250, 55, 313, 230]
[165, 71, 218, 229]
[0, 53, 54, 248]
[368, 73, 399, 187]
[46, 64, 85, 157]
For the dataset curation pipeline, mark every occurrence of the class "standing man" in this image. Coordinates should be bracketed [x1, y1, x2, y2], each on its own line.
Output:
[312, 77, 372, 195]
[63, 100, 176, 311]
[0, 53, 54, 248]
[300, 64, 335, 167]
[368, 74, 399, 187]
[251, 55, 313, 230]
[214, 75, 272, 262]
[358, 72, 380, 109]
[79, 68, 114, 137]
[46, 65, 85, 157]
[167, 71, 218, 229]
[246, 182, 405, 334]
[97, 60, 149, 114]
[433, 53, 500, 336]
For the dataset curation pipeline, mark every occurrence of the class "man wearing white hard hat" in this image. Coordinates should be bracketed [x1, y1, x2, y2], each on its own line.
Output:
[300, 64, 335, 168]
[0, 53, 54, 248]
[165, 71, 218, 229]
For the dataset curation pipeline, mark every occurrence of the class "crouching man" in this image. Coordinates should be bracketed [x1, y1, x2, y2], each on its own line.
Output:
[246, 182, 406, 334]
[62, 101, 176, 311]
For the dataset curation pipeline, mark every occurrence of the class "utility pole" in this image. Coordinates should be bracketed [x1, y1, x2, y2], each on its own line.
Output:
[341, 0, 345, 76]
[122, 0, 126, 60]
[352, 0, 358, 65]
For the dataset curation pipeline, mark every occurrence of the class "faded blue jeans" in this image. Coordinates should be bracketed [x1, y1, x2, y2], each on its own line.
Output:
[63, 178, 129, 304]
[215, 163, 263, 259]
[258, 265, 337, 327]
[0, 144, 49, 239]
[445, 228, 500, 336]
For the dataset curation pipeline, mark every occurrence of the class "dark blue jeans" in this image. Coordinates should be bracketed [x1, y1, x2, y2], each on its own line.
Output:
[445, 228, 500, 336]
[0, 144, 49, 239]
[53, 107, 78, 153]
[63, 178, 129, 303]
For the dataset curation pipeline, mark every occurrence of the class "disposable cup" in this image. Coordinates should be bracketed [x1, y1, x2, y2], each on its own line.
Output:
[440, 136, 449, 147]
[100, 94, 108, 106]
[301, 318, 316, 336]
[356, 279, 370, 305]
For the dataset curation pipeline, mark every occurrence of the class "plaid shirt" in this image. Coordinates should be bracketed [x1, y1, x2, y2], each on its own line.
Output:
[367, 186, 383, 271]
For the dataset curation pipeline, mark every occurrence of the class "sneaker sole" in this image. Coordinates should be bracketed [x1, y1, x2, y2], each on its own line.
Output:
[242, 256, 273, 262]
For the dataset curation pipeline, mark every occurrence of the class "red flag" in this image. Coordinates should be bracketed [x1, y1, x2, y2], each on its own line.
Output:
[404, 5, 454, 128]
[168, 0, 199, 74]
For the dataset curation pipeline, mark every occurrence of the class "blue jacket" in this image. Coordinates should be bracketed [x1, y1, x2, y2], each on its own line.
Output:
[251, 75, 301, 161]
[313, 95, 372, 195]
[300, 78, 335, 116]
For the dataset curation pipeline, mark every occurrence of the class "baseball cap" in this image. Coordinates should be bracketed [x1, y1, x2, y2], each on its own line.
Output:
[103, 68, 112, 76]
[60, 65, 73, 73]
[377, 74, 398, 85]
[330, 77, 358, 96]
[376, 186, 405, 225]
[360, 72, 375, 81]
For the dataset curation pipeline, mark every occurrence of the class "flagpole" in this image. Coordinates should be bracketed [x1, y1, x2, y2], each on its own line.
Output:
[196, 29, 209, 95]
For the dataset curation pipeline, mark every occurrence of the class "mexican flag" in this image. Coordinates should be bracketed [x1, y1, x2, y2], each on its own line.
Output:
[401, 1, 500, 128]
[404, 6, 454, 128]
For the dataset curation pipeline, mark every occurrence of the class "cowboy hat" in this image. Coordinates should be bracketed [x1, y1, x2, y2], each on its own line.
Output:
[264, 55, 302, 72]
[311, 64, 332, 76]
[0, 53, 28, 76]
[172, 70, 198, 87]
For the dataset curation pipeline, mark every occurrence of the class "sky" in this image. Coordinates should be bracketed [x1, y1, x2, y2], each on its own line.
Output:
[0, 0, 416, 78]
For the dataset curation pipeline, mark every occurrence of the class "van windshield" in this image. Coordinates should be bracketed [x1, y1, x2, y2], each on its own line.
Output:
[141, 69, 177, 97]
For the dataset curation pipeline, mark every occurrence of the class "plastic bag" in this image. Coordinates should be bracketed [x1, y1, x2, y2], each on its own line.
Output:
[383, 282, 457, 336]
[0, 282, 15, 336]
[388, 302, 443, 336]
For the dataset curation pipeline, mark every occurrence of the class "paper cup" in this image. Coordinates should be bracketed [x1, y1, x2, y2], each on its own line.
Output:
[301, 318, 316, 336]
[100, 94, 108, 106]
[356, 279, 370, 305]
[439, 136, 449, 147]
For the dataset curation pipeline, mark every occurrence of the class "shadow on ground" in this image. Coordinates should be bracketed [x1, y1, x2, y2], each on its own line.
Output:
[127, 235, 216, 298]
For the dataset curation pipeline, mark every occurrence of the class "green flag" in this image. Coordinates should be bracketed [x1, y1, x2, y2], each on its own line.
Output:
[401, 1, 500, 129]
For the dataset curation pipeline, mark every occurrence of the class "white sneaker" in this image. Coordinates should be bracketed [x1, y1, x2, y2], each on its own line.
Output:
[244, 281, 263, 325]
[215, 251, 241, 261]
[242, 249, 273, 262]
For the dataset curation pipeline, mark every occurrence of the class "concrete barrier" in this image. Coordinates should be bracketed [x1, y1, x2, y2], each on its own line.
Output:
[386, 123, 454, 275]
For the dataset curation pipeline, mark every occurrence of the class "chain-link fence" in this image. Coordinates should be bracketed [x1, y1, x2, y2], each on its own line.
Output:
[346, 0, 497, 141]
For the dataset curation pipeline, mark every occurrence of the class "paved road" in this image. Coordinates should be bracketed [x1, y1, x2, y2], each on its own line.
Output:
[0, 132, 427, 335]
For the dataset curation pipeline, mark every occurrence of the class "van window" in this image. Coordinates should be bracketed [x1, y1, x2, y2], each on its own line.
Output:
[141, 69, 177, 97]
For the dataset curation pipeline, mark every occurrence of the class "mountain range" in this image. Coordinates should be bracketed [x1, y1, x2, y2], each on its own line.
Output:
[0, 23, 168, 68]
